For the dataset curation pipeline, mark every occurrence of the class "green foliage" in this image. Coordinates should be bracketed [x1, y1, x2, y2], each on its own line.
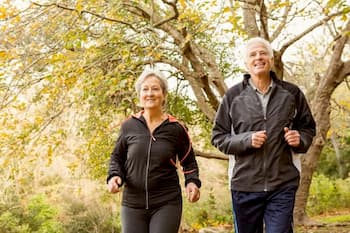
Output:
[307, 174, 350, 216]
[319, 214, 350, 224]
[183, 188, 232, 229]
[316, 136, 350, 179]
[25, 195, 63, 233]
[167, 92, 211, 129]
[0, 193, 63, 233]
[0, 184, 121, 233]
[0, 212, 30, 233]
[61, 194, 121, 233]
[166, 91, 213, 150]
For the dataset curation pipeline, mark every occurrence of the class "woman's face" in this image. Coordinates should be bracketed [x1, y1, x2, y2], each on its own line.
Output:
[139, 75, 165, 110]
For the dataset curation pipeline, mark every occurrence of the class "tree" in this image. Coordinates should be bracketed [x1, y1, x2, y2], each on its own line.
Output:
[296, 20, 350, 223]
[1, 0, 349, 225]
[229, 0, 350, 224]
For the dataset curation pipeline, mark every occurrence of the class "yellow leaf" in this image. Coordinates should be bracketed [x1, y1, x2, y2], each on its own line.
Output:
[179, 0, 186, 8]
[223, 7, 231, 13]
[0, 7, 7, 19]
[76, 0, 83, 13]
[0, 50, 7, 58]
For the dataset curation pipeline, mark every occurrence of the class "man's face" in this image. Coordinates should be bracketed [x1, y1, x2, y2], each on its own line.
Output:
[245, 43, 274, 77]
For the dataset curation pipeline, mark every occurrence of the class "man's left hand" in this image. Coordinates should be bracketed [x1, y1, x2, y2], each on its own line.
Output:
[284, 127, 300, 147]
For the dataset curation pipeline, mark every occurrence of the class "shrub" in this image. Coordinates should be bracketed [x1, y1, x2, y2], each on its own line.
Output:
[182, 188, 232, 230]
[25, 195, 63, 233]
[316, 137, 350, 179]
[0, 192, 63, 233]
[307, 174, 350, 216]
[61, 194, 121, 233]
[0, 211, 30, 233]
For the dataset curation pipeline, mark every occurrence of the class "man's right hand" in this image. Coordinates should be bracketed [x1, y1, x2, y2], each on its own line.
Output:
[251, 130, 267, 148]
[107, 176, 122, 193]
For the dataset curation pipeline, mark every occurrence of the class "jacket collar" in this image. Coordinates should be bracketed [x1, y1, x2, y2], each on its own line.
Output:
[132, 111, 178, 123]
[243, 70, 279, 84]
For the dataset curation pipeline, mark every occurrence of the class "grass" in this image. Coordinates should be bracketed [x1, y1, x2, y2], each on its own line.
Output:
[313, 211, 350, 224]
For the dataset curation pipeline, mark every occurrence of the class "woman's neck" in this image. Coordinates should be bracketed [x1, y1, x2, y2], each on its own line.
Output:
[143, 109, 167, 133]
[143, 109, 165, 122]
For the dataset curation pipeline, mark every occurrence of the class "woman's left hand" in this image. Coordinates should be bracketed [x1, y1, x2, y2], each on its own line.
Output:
[186, 182, 200, 203]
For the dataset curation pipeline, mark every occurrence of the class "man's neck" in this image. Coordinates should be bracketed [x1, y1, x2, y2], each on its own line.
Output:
[251, 75, 272, 94]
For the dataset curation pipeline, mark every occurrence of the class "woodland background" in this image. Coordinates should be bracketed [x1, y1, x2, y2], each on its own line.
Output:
[0, 0, 350, 232]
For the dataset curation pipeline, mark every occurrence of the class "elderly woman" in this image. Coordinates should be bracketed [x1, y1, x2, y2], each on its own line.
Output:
[107, 67, 201, 233]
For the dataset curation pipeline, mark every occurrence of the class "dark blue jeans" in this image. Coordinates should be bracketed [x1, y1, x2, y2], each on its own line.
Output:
[231, 186, 297, 233]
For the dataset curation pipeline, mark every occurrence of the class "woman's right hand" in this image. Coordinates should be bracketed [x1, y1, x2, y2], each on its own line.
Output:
[107, 176, 122, 193]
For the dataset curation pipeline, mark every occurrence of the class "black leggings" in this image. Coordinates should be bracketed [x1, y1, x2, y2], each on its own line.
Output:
[121, 202, 182, 233]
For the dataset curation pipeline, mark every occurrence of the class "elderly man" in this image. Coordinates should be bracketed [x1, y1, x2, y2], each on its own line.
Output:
[211, 37, 316, 233]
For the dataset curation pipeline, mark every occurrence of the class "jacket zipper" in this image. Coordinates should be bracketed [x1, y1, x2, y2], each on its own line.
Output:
[143, 117, 164, 209]
[145, 135, 154, 209]
[263, 112, 268, 192]
[258, 90, 269, 192]
[263, 89, 273, 192]
[263, 131, 268, 191]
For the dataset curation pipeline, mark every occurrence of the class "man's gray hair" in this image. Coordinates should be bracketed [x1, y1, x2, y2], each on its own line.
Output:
[244, 37, 274, 62]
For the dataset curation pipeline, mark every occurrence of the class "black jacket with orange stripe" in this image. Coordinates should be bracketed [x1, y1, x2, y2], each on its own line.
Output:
[107, 112, 201, 209]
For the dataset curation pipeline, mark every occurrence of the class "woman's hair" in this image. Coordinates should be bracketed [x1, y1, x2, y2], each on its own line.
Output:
[243, 37, 274, 62]
[135, 67, 168, 96]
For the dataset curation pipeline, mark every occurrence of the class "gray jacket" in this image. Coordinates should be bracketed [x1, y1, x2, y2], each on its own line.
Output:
[211, 72, 316, 192]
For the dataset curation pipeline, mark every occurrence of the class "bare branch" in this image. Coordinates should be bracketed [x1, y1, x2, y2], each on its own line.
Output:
[257, 0, 269, 39]
[151, 0, 179, 27]
[0, 1, 36, 22]
[194, 149, 228, 160]
[0, 53, 50, 110]
[331, 98, 350, 114]
[324, 20, 350, 81]
[270, 2, 292, 41]
[31, 1, 138, 31]
[122, 0, 179, 28]
[280, 11, 346, 54]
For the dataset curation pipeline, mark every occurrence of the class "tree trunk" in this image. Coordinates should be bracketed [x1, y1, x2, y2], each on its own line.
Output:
[294, 20, 350, 224]
[294, 141, 324, 224]
[330, 133, 345, 179]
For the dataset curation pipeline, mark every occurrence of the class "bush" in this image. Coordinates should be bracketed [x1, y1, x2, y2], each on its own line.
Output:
[316, 137, 350, 179]
[0, 192, 63, 233]
[0, 211, 30, 233]
[307, 174, 350, 216]
[61, 194, 121, 233]
[25, 195, 63, 233]
[182, 188, 232, 230]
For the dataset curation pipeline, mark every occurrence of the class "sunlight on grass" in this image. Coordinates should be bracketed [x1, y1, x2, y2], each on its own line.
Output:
[314, 214, 350, 223]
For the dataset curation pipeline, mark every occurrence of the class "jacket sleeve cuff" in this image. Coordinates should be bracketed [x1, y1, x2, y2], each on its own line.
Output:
[106, 173, 124, 185]
[185, 178, 201, 188]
